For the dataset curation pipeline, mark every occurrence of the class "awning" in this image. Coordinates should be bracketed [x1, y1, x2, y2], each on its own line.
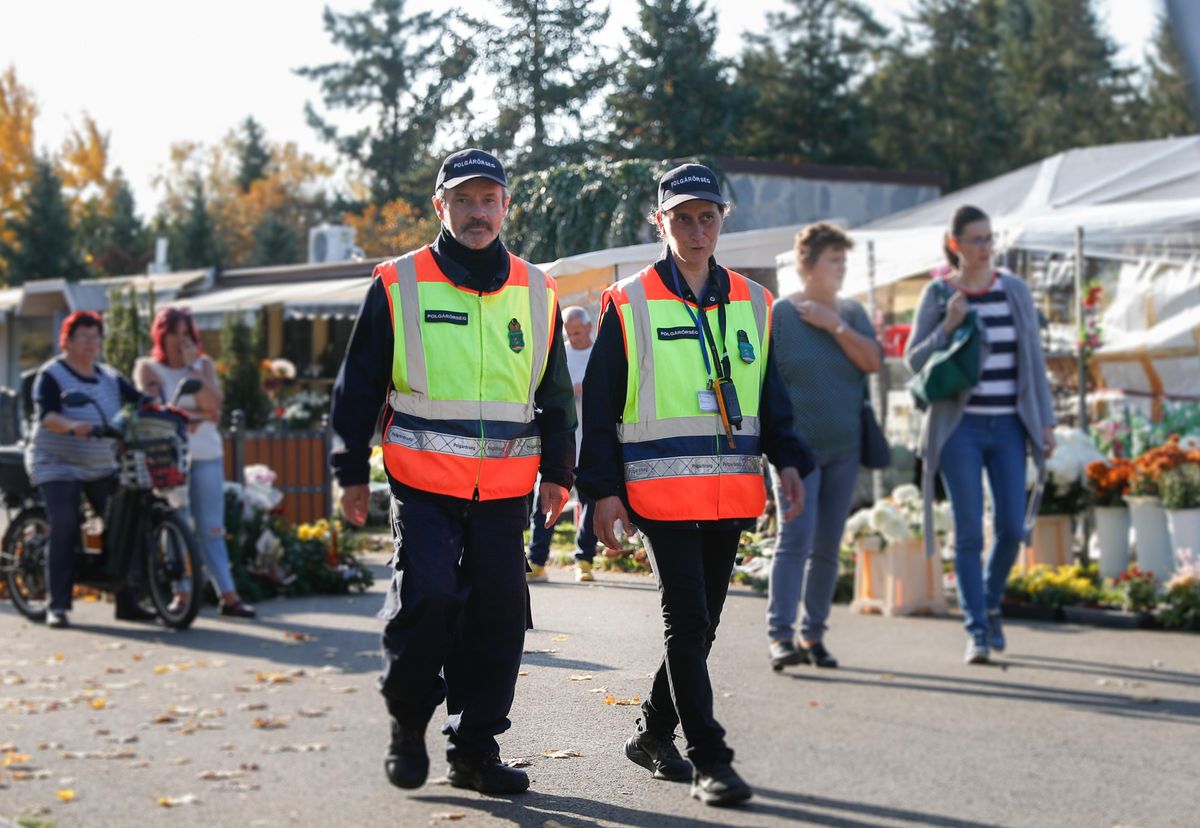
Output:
[1092, 304, 1200, 399]
[162, 277, 374, 328]
[281, 277, 371, 320]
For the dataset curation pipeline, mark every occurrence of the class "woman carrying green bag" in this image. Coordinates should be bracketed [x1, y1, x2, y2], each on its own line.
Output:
[905, 205, 1055, 665]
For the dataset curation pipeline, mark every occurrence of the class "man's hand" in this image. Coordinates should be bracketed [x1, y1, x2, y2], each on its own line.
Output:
[594, 495, 633, 552]
[778, 467, 805, 523]
[340, 484, 369, 527]
[538, 481, 569, 529]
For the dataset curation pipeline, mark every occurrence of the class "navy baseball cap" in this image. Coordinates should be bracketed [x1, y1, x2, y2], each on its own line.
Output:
[658, 163, 725, 210]
[436, 148, 507, 190]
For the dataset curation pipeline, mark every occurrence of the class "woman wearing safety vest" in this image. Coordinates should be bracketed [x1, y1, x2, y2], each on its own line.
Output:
[576, 164, 813, 807]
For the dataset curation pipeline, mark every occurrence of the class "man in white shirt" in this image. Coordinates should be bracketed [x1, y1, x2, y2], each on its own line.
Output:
[527, 306, 599, 582]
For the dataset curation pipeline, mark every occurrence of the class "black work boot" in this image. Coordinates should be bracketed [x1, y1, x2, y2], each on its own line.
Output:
[384, 705, 430, 790]
[625, 726, 693, 782]
[446, 753, 529, 794]
[691, 762, 753, 807]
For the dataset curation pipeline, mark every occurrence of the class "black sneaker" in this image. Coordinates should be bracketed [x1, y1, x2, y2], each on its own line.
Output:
[447, 753, 529, 794]
[691, 762, 752, 807]
[114, 602, 157, 623]
[625, 731, 692, 781]
[384, 715, 429, 789]
[799, 641, 839, 669]
[768, 639, 806, 671]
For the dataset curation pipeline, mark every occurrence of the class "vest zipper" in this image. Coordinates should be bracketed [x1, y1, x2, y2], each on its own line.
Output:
[473, 288, 485, 501]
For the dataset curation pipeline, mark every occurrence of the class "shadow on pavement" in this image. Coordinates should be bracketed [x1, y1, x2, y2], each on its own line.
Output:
[416, 789, 940, 828]
[1002, 653, 1200, 688]
[825, 666, 1200, 724]
[752, 788, 1008, 828]
[519, 651, 616, 672]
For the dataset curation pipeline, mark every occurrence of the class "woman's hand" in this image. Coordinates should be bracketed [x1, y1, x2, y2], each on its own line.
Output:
[1043, 425, 1056, 459]
[69, 421, 94, 438]
[941, 291, 969, 336]
[181, 339, 200, 370]
[794, 300, 841, 333]
[777, 467, 805, 522]
[594, 495, 633, 552]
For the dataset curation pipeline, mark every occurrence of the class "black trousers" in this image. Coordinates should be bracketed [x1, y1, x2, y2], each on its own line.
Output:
[638, 520, 741, 770]
[41, 475, 117, 612]
[377, 492, 528, 759]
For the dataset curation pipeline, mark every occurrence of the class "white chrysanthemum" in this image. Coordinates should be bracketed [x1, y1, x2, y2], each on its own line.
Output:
[933, 502, 955, 535]
[844, 509, 872, 538]
[870, 501, 910, 543]
[891, 484, 921, 505]
[1180, 434, 1200, 451]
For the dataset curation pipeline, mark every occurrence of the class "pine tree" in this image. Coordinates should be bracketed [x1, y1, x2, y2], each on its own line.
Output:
[605, 0, 743, 158]
[251, 211, 301, 265]
[477, 0, 612, 168]
[998, 0, 1137, 164]
[864, 0, 1011, 190]
[296, 0, 476, 207]
[218, 311, 271, 429]
[1142, 12, 1199, 138]
[235, 116, 271, 193]
[103, 284, 154, 377]
[79, 170, 151, 276]
[734, 0, 885, 164]
[0, 156, 85, 284]
[170, 175, 219, 269]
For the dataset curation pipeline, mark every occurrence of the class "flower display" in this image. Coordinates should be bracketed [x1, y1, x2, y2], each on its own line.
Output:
[1085, 458, 1135, 508]
[1160, 551, 1200, 631]
[1005, 563, 1100, 608]
[843, 485, 951, 551]
[1037, 427, 1104, 515]
[1105, 566, 1158, 613]
[1129, 436, 1192, 498]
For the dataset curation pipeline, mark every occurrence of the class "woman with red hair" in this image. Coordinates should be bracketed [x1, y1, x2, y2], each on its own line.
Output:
[26, 311, 155, 628]
[135, 307, 255, 618]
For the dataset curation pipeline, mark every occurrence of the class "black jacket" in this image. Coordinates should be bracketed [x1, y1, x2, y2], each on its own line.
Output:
[330, 230, 577, 501]
[575, 255, 814, 523]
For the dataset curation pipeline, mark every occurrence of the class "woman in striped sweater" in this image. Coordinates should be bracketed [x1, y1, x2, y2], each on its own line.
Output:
[905, 206, 1056, 664]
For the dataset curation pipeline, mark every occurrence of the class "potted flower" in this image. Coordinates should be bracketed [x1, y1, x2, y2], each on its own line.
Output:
[845, 484, 948, 617]
[1085, 458, 1134, 579]
[1126, 438, 1188, 581]
[1024, 428, 1103, 570]
[1004, 563, 1099, 621]
[1159, 447, 1200, 571]
[1090, 565, 1158, 628]
[1159, 551, 1200, 631]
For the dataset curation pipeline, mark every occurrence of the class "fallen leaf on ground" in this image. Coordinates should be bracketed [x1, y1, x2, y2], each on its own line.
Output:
[252, 717, 288, 730]
[89, 698, 107, 710]
[808, 700, 821, 708]
[198, 769, 245, 781]
[604, 694, 641, 706]
[57, 788, 75, 801]
[169, 757, 191, 766]
[878, 674, 895, 682]
[551, 635, 568, 642]
[542, 749, 581, 759]
[295, 707, 329, 718]
[523, 648, 558, 654]
[503, 757, 532, 768]
[3, 752, 32, 767]
[152, 715, 177, 724]
[265, 742, 326, 753]
[157, 794, 199, 807]
[239, 702, 269, 712]
[568, 675, 592, 682]
[329, 686, 357, 694]
[518, 671, 529, 677]
[283, 631, 316, 642]
[255, 672, 295, 684]
[432, 814, 467, 821]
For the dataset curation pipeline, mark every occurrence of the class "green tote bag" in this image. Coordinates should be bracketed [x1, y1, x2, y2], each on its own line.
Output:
[908, 282, 985, 406]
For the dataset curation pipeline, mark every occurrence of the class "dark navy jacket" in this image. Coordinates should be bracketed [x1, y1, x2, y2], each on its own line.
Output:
[575, 255, 814, 525]
[330, 230, 576, 502]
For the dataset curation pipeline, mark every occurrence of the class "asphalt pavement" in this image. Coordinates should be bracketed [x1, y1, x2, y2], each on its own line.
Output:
[1, 554, 1197, 828]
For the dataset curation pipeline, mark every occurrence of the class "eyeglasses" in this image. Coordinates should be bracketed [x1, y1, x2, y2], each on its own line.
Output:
[958, 234, 994, 248]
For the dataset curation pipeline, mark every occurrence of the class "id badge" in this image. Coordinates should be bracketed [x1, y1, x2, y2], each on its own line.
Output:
[697, 389, 719, 413]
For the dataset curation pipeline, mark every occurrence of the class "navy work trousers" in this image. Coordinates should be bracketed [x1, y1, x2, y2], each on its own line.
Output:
[377, 491, 529, 760]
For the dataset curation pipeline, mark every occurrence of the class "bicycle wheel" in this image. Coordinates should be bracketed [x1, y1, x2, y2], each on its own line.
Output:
[2, 507, 49, 623]
[143, 509, 201, 630]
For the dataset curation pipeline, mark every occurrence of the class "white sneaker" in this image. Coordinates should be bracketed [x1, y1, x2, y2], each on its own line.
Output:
[46, 610, 70, 629]
[964, 634, 989, 664]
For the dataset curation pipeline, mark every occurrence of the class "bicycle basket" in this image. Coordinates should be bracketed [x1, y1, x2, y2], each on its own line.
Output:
[127, 409, 188, 490]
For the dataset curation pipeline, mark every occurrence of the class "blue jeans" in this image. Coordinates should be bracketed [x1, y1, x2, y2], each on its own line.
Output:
[938, 414, 1029, 636]
[528, 491, 598, 566]
[184, 458, 236, 595]
[767, 453, 860, 643]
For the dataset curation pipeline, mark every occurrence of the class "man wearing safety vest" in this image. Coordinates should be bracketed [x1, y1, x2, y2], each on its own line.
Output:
[331, 148, 576, 795]
[577, 164, 813, 807]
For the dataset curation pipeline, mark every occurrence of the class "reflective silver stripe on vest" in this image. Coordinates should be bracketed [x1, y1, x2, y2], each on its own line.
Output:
[385, 425, 541, 459]
[526, 262, 550, 396]
[617, 414, 761, 443]
[394, 253, 428, 395]
[387, 391, 533, 423]
[624, 454, 763, 482]
[622, 278, 658, 425]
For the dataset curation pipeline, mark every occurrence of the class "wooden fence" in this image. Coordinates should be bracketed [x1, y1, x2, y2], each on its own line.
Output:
[221, 411, 333, 526]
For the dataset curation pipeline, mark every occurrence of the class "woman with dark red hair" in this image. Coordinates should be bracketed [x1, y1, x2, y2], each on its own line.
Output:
[26, 311, 155, 628]
[134, 307, 255, 618]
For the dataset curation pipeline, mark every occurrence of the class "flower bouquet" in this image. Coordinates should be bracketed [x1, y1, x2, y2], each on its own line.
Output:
[1038, 427, 1105, 516]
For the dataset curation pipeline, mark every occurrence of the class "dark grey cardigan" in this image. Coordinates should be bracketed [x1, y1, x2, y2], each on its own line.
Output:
[904, 270, 1056, 558]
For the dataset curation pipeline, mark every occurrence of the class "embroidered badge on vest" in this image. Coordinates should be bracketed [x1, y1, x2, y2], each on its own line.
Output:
[508, 318, 525, 353]
[425, 309, 468, 325]
[737, 329, 755, 363]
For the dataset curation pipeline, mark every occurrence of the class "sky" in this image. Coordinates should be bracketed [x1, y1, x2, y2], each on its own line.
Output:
[2, 0, 1160, 215]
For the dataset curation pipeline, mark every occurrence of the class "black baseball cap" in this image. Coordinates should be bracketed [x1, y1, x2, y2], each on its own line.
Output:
[658, 163, 725, 210]
[436, 148, 507, 190]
